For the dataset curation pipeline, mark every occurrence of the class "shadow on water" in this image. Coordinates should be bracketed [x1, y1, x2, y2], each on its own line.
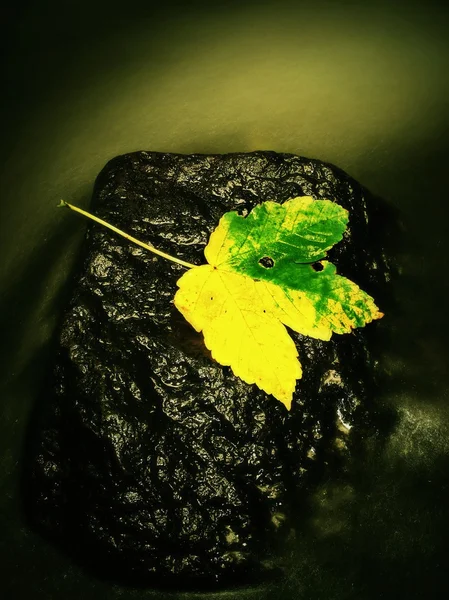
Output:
[0, 208, 85, 383]
[374, 135, 449, 406]
[0, 183, 93, 509]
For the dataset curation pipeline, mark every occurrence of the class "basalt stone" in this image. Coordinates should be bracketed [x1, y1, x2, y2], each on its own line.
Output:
[25, 151, 394, 588]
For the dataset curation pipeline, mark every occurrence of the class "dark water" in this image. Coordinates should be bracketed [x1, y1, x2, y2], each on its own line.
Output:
[1, 1, 449, 598]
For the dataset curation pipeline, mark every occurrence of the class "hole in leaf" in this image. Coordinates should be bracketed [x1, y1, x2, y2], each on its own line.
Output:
[259, 256, 275, 269]
[311, 262, 324, 272]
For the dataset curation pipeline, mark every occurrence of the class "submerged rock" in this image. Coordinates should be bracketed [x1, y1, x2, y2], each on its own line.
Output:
[26, 151, 393, 587]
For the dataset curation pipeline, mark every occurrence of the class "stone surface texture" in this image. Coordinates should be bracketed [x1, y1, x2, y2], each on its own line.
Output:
[26, 151, 392, 587]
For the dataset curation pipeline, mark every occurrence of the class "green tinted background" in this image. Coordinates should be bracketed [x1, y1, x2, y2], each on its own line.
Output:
[1, 0, 449, 598]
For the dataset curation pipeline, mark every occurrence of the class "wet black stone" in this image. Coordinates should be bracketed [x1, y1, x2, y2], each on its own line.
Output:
[25, 150, 394, 588]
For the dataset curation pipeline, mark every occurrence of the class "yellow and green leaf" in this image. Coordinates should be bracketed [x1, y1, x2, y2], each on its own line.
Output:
[60, 196, 383, 410]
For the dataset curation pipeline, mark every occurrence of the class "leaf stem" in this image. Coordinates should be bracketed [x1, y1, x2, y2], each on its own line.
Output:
[58, 200, 196, 269]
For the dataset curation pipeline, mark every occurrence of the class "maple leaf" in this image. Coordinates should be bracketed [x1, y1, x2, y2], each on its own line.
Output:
[60, 196, 383, 410]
